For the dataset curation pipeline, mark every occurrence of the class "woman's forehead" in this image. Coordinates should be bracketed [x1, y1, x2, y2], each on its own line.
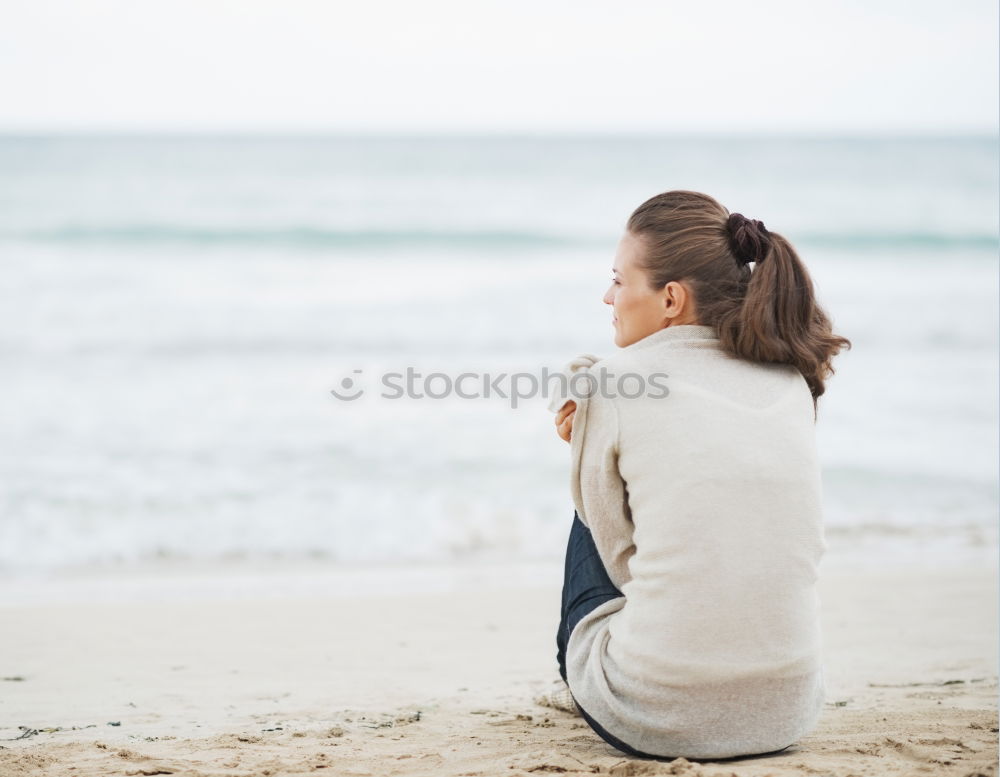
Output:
[614, 233, 646, 271]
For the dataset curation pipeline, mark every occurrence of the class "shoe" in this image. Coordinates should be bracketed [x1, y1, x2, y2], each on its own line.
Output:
[533, 679, 581, 716]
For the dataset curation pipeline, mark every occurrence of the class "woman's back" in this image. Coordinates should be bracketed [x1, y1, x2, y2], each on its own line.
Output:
[562, 324, 826, 759]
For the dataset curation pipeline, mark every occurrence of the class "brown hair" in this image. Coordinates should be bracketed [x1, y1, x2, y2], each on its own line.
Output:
[626, 190, 851, 415]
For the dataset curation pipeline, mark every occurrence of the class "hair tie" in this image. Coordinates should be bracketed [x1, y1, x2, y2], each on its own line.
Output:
[727, 212, 771, 266]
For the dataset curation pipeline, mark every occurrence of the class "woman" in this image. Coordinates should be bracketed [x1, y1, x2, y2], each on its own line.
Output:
[540, 190, 851, 760]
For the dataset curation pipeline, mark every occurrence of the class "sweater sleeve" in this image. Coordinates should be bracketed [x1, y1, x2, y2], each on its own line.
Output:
[572, 374, 635, 591]
[547, 356, 635, 592]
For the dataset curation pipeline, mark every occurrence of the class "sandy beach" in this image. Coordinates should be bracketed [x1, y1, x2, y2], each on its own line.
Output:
[0, 549, 996, 777]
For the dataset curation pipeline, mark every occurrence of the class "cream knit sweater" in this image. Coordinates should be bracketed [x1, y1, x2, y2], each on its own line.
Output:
[547, 324, 826, 759]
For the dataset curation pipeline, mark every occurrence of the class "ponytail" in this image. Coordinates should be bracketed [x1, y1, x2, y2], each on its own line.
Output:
[716, 226, 852, 415]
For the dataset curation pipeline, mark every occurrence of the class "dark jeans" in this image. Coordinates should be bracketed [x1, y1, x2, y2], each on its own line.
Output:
[555, 511, 793, 763]
[556, 511, 665, 759]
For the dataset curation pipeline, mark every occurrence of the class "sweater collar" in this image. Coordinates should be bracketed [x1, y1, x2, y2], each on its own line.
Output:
[622, 324, 720, 353]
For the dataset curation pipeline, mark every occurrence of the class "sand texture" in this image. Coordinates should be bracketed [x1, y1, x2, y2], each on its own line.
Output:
[1, 557, 996, 776]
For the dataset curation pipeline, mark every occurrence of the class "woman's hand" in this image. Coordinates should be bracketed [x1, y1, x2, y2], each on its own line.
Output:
[554, 400, 577, 443]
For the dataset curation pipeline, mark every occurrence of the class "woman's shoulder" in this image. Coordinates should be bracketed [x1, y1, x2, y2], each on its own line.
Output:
[579, 341, 810, 415]
[600, 345, 811, 419]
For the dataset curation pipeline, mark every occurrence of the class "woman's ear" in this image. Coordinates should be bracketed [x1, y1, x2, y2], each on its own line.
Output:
[661, 280, 688, 323]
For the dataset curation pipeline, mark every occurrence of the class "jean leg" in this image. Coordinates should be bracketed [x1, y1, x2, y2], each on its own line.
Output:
[556, 511, 624, 683]
[554, 512, 670, 760]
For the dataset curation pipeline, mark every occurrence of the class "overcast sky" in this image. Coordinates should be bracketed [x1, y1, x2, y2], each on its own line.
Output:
[1, 0, 996, 134]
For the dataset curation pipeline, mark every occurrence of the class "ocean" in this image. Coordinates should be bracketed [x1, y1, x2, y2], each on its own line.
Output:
[1, 134, 996, 577]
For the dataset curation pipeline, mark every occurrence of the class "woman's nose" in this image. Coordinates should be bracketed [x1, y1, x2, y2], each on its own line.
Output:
[603, 286, 614, 305]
